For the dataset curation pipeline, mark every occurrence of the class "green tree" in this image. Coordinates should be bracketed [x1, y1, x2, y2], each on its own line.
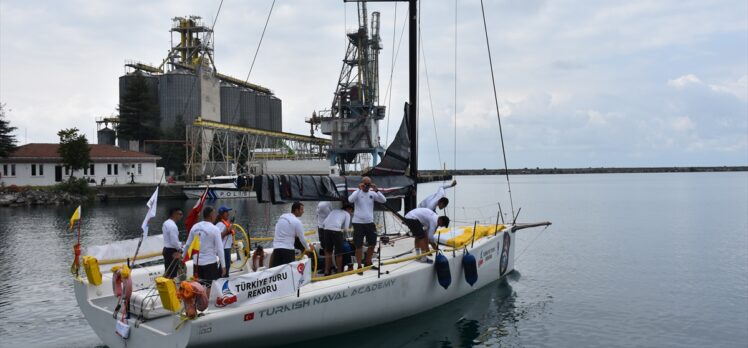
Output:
[117, 71, 160, 149]
[156, 116, 186, 175]
[57, 128, 91, 178]
[0, 103, 18, 157]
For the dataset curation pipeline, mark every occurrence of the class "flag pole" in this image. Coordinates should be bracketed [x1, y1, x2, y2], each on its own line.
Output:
[130, 172, 165, 268]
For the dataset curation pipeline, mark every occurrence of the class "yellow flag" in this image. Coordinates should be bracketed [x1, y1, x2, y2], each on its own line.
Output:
[69, 205, 81, 230]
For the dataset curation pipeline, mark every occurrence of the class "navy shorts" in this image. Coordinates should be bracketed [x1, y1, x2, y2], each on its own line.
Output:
[323, 229, 346, 255]
[353, 223, 377, 247]
[403, 218, 426, 239]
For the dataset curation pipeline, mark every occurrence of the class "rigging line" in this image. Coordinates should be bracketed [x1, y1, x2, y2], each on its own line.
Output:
[230, 0, 277, 125]
[384, 3, 397, 145]
[479, 0, 515, 218]
[418, 21, 441, 167]
[452, 0, 458, 223]
[245, 0, 276, 83]
[515, 225, 550, 262]
[384, 6, 409, 145]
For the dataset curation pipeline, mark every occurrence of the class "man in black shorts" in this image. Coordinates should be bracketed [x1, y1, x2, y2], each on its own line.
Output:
[348, 177, 387, 269]
[322, 203, 354, 275]
[403, 207, 450, 256]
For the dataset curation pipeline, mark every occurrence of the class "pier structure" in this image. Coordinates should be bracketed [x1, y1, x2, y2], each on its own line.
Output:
[185, 119, 330, 181]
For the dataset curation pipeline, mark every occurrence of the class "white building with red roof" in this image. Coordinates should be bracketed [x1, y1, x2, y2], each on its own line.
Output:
[0, 144, 162, 186]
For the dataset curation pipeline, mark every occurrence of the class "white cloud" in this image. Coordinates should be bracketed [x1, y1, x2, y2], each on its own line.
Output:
[668, 74, 703, 89]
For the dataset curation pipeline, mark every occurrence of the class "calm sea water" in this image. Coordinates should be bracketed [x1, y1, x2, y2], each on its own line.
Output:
[0, 173, 746, 347]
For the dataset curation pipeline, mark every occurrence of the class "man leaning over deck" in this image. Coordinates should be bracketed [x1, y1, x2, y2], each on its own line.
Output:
[270, 202, 311, 267]
[418, 180, 457, 212]
[184, 206, 226, 286]
[348, 176, 387, 270]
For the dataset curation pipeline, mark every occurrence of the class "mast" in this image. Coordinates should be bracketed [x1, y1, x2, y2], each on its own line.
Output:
[406, 0, 417, 211]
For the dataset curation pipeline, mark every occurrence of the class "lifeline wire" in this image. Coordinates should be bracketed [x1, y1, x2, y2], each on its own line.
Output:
[479, 0, 515, 218]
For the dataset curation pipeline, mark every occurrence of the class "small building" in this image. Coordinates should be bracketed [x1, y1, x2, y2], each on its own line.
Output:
[0, 143, 162, 186]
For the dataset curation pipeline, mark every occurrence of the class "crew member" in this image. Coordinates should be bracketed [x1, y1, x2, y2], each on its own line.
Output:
[270, 202, 310, 267]
[316, 201, 333, 252]
[403, 207, 451, 258]
[322, 202, 354, 276]
[184, 207, 225, 286]
[162, 208, 183, 278]
[215, 206, 234, 274]
[418, 180, 457, 212]
[348, 176, 386, 269]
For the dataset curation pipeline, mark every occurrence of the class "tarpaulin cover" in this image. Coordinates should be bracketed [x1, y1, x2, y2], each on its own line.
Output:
[253, 175, 413, 203]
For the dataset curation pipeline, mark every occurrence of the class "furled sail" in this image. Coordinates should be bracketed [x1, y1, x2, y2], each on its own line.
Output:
[367, 105, 411, 176]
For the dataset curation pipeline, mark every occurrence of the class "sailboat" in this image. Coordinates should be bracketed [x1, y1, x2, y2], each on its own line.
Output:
[73, 1, 551, 347]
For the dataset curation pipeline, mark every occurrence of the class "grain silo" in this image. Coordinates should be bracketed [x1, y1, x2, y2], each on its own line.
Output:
[256, 93, 271, 131]
[220, 83, 241, 125]
[269, 96, 282, 132]
[158, 69, 199, 130]
[240, 89, 257, 128]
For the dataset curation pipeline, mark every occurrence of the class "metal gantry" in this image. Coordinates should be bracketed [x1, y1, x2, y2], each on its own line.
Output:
[310, 1, 385, 172]
[185, 119, 330, 180]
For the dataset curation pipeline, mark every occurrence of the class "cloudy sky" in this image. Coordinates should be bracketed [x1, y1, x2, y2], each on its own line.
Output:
[1, 0, 746, 169]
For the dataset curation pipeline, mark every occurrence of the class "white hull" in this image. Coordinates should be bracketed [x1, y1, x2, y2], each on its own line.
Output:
[75, 228, 516, 347]
[183, 187, 256, 199]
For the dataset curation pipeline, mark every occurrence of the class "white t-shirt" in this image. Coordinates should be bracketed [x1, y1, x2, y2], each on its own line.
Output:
[316, 201, 333, 228]
[323, 209, 351, 232]
[348, 188, 386, 224]
[216, 220, 233, 249]
[162, 219, 181, 250]
[418, 184, 452, 211]
[405, 208, 439, 242]
[184, 221, 225, 267]
[273, 213, 307, 250]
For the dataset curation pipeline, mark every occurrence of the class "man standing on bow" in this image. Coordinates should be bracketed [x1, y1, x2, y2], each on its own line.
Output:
[348, 176, 386, 269]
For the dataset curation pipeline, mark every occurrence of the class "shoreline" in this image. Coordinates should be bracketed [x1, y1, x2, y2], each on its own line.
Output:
[419, 166, 748, 176]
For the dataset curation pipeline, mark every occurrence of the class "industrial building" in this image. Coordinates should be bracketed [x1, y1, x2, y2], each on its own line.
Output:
[98, 16, 282, 151]
[97, 15, 329, 178]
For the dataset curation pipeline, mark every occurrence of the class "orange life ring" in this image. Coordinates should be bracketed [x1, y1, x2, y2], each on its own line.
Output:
[178, 281, 208, 318]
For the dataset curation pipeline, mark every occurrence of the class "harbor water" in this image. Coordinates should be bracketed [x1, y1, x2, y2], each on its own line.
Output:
[0, 173, 746, 347]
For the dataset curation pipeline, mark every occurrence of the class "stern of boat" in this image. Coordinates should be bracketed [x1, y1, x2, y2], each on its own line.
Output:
[74, 277, 191, 348]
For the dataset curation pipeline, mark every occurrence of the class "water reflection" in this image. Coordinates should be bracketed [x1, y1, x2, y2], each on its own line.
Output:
[282, 275, 525, 348]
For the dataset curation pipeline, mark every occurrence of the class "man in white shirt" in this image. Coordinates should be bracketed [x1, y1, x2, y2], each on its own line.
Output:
[316, 201, 333, 251]
[418, 180, 457, 212]
[184, 207, 226, 285]
[162, 208, 183, 278]
[403, 207, 451, 258]
[215, 206, 235, 274]
[348, 176, 387, 269]
[322, 202, 354, 276]
[270, 202, 310, 267]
